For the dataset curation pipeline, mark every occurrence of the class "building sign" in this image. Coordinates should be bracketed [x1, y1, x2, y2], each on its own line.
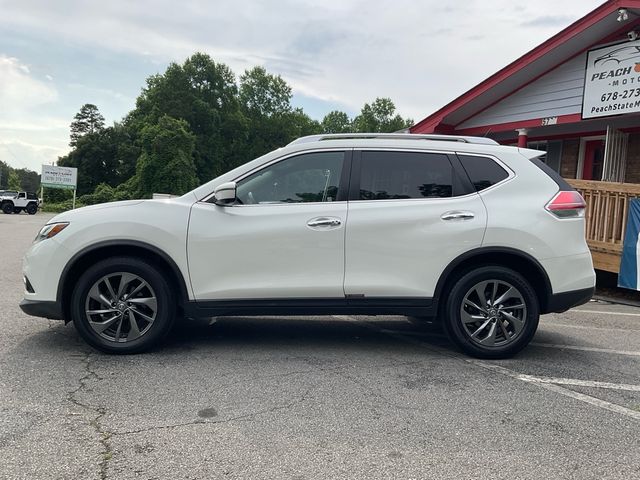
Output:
[583, 41, 640, 119]
[41, 165, 77, 190]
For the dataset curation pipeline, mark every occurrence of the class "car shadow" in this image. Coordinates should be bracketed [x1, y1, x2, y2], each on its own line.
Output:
[12, 315, 587, 363]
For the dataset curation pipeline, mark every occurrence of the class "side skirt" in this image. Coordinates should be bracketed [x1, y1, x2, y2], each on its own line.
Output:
[183, 297, 435, 318]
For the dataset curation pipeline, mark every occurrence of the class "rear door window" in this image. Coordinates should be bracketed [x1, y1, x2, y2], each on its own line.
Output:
[356, 151, 456, 200]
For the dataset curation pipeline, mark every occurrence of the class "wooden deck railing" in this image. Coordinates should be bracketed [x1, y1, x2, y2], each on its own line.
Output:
[567, 179, 640, 272]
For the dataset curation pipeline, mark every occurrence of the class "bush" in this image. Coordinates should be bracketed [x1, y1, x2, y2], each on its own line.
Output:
[41, 199, 84, 213]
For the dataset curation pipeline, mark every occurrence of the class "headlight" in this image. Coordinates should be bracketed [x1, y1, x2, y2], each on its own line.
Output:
[34, 222, 69, 243]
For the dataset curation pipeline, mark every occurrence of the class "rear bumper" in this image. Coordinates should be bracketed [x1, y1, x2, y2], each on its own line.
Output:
[545, 286, 594, 313]
[19, 299, 64, 320]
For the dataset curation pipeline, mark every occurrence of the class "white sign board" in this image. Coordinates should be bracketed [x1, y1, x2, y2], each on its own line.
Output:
[41, 165, 77, 190]
[583, 41, 640, 119]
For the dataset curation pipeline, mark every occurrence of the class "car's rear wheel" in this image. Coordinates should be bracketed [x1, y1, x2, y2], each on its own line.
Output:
[443, 266, 539, 359]
[26, 203, 37, 215]
[71, 256, 176, 354]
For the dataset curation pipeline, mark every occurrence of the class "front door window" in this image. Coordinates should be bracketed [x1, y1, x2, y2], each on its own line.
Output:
[236, 151, 345, 204]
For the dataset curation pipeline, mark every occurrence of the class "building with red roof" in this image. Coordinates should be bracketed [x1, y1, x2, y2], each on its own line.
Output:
[411, 0, 640, 273]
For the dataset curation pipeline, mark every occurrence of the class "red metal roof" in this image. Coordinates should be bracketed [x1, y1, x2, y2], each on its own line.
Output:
[411, 0, 640, 134]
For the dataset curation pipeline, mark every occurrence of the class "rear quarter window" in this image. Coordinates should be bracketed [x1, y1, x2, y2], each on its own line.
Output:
[529, 156, 574, 191]
[458, 154, 509, 192]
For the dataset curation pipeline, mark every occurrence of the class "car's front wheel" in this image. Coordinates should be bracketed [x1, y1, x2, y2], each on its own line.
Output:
[71, 256, 176, 354]
[443, 266, 539, 359]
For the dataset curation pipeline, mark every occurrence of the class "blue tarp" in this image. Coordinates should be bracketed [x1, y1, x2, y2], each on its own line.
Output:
[618, 198, 640, 290]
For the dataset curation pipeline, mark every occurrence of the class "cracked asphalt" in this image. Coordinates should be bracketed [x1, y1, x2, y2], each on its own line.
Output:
[1, 212, 640, 480]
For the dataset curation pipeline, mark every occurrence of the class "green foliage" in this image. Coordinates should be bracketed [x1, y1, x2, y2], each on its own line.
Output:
[58, 121, 140, 195]
[136, 115, 198, 198]
[42, 199, 81, 213]
[46, 54, 412, 210]
[352, 98, 413, 133]
[7, 170, 21, 190]
[42, 187, 73, 203]
[14, 168, 40, 192]
[70, 104, 105, 147]
[133, 53, 241, 183]
[321, 110, 352, 133]
[238, 67, 322, 160]
[239, 67, 292, 117]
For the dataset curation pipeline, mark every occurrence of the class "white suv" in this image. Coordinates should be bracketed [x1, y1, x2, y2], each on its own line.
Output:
[20, 134, 595, 358]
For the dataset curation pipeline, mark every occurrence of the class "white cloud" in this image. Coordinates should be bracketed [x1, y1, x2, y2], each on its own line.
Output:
[0, 55, 57, 113]
[0, 1, 604, 116]
[0, 55, 67, 171]
[0, 0, 604, 171]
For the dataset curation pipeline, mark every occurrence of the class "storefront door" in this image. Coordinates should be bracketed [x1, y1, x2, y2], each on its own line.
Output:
[582, 139, 605, 180]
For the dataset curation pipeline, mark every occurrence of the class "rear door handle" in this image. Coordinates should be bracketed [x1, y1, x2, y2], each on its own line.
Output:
[307, 217, 342, 228]
[441, 211, 475, 221]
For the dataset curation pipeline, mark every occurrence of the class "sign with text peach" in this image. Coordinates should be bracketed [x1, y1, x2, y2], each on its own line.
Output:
[583, 41, 640, 119]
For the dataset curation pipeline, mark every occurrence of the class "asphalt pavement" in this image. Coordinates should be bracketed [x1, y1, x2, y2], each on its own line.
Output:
[1, 212, 639, 479]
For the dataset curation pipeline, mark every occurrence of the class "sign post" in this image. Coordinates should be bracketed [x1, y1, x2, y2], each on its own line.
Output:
[41, 165, 78, 208]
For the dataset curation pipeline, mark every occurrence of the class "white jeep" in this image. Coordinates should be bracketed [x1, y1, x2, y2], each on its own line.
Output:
[1, 191, 39, 215]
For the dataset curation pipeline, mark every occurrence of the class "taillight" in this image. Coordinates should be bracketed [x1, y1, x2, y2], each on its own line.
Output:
[545, 191, 586, 218]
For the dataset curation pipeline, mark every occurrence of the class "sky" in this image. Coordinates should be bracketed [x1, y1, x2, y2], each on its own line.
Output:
[0, 0, 604, 172]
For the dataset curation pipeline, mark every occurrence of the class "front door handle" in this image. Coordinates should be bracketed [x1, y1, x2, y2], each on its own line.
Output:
[307, 217, 342, 228]
[441, 211, 475, 221]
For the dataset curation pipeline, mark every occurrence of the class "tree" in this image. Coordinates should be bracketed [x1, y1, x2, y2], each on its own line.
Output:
[7, 170, 21, 190]
[239, 67, 292, 117]
[238, 67, 322, 160]
[15, 168, 40, 192]
[321, 110, 352, 133]
[136, 115, 198, 198]
[352, 98, 413, 133]
[59, 131, 119, 195]
[0, 161, 11, 189]
[132, 53, 242, 182]
[70, 104, 105, 147]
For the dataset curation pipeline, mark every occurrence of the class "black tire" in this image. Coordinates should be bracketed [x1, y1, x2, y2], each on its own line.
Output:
[2, 202, 13, 214]
[26, 203, 37, 215]
[70, 256, 176, 354]
[13, 208, 21, 214]
[443, 266, 539, 359]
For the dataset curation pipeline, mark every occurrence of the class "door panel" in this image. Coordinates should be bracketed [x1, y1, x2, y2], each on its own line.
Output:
[344, 196, 486, 297]
[344, 149, 486, 298]
[188, 202, 347, 300]
[187, 149, 349, 301]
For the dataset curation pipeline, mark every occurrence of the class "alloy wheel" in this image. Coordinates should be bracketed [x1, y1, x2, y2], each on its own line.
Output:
[459, 279, 527, 347]
[84, 272, 158, 343]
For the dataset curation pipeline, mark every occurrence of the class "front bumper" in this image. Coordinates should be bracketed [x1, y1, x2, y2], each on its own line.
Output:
[546, 286, 595, 313]
[19, 299, 64, 320]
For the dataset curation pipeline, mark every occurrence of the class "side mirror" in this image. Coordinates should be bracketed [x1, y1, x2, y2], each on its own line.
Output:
[213, 181, 237, 206]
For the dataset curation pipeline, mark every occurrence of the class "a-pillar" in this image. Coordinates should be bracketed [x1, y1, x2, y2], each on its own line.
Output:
[516, 128, 529, 148]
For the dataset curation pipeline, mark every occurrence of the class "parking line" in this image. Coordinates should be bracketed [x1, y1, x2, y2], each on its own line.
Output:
[335, 316, 640, 421]
[531, 342, 640, 357]
[515, 374, 640, 392]
[470, 361, 640, 421]
[571, 308, 640, 317]
[540, 322, 638, 332]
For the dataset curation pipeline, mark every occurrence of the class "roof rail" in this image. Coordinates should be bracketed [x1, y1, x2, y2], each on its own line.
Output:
[287, 133, 499, 146]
